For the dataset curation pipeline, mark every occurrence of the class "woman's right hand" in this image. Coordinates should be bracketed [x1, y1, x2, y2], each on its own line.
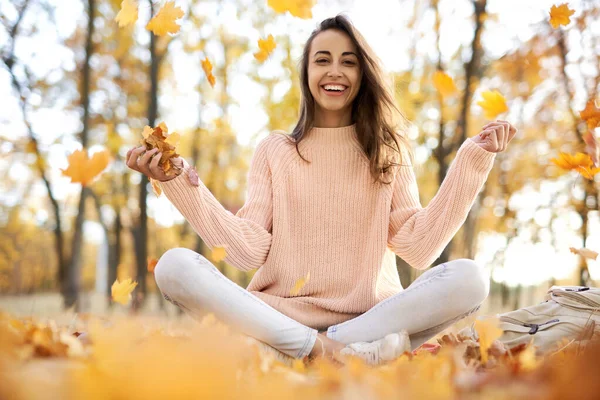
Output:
[126, 146, 186, 182]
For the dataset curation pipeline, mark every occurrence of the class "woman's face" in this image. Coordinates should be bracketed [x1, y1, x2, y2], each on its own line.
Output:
[307, 29, 361, 123]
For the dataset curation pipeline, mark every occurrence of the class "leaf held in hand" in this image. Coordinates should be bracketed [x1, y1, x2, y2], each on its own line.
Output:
[139, 122, 182, 177]
[111, 278, 138, 305]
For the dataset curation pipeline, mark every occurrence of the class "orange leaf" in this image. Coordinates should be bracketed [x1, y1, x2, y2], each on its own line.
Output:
[146, 1, 184, 36]
[550, 152, 593, 171]
[61, 149, 111, 186]
[202, 57, 215, 87]
[576, 165, 600, 180]
[580, 100, 600, 130]
[147, 257, 158, 273]
[549, 3, 575, 29]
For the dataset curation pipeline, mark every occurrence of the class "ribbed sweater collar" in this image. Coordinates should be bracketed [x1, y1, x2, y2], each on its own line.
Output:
[305, 124, 359, 148]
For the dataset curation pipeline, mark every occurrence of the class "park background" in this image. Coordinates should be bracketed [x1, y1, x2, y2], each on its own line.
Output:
[1, 0, 600, 318]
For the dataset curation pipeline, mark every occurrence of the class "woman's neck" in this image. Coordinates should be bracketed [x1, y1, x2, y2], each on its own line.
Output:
[313, 109, 352, 128]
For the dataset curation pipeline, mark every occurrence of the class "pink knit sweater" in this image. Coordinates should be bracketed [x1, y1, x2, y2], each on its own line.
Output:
[160, 124, 496, 331]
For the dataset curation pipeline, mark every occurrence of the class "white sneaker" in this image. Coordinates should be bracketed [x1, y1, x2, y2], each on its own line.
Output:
[339, 330, 411, 366]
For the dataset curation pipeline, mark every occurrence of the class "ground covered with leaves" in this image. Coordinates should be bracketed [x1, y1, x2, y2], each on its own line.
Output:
[0, 311, 599, 400]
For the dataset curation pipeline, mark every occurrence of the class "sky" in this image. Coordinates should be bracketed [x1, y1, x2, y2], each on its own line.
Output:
[1, 0, 599, 288]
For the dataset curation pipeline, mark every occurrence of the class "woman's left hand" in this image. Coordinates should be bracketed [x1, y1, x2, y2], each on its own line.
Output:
[469, 120, 517, 153]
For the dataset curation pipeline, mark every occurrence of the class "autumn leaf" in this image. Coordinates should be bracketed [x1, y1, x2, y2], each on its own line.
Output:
[111, 278, 138, 305]
[146, 1, 184, 36]
[201, 57, 216, 87]
[290, 271, 310, 296]
[569, 247, 599, 261]
[150, 178, 162, 196]
[433, 71, 457, 98]
[474, 317, 503, 365]
[267, 0, 315, 19]
[575, 165, 600, 180]
[550, 152, 593, 171]
[477, 90, 508, 120]
[115, 0, 138, 28]
[254, 34, 276, 63]
[147, 257, 158, 273]
[61, 149, 111, 186]
[139, 122, 182, 177]
[211, 246, 227, 262]
[580, 99, 600, 130]
[549, 3, 575, 29]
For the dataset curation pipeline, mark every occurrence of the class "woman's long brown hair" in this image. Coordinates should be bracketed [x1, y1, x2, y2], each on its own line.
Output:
[282, 14, 414, 185]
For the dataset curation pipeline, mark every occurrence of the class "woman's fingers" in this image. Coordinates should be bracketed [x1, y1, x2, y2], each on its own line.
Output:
[138, 148, 158, 176]
[149, 152, 168, 180]
[126, 146, 146, 172]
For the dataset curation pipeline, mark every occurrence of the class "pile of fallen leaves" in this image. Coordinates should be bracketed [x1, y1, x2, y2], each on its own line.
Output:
[1, 311, 599, 400]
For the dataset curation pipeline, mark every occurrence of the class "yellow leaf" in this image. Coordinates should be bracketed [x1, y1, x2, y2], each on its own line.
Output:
[290, 271, 310, 296]
[517, 340, 538, 371]
[201, 57, 216, 87]
[474, 317, 503, 365]
[165, 132, 180, 147]
[146, 1, 184, 36]
[432, 71, 457, 98]
[150, 178, 162, 197]
[550, 152, 593, 171]
[549, 3, 575, 29]
[267, 0, 315, 19]
[254, 34, 276, 63]
[115, 0, 138, 28]
[111, 278, 138, 305]
[142, 125, 153, 139]
[211, 246, 227, 262]
[158, 121, 169, 133]
[61, 149, 111, 186]
[569, 247, 599, 260]
[477, 90, 508, 120]
[576, 165, 600, 180]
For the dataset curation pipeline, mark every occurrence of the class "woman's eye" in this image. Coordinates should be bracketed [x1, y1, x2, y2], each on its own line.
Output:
[316, 59, 328, 63]
[343, 60, 356, 65]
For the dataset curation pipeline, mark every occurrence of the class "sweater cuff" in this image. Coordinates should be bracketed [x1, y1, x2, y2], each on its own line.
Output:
[158, 165, 196, 198]
[457, 138, 496, 172]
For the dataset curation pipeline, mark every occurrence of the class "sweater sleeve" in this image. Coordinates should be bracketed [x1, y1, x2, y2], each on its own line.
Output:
[387, 138, 496, 270]
[159, 136, 274, 272]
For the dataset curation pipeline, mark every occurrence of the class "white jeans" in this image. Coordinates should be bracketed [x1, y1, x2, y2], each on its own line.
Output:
[154, 248, 489, 359]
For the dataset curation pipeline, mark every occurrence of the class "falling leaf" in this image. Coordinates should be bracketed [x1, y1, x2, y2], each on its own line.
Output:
[477, 90, 508, 120]
[146, 1, 184, 36]
[61, 149, 111, 186]
[188, 166, 200, 186]
[201, 57, 216, 87]
[111, 278, 138, 305]
[517, 341, 538, 371]
[549, 3, 575, 29]
[267, 0, 315, 19]
[290, 271, 310, 296]
[569, 247, 599, 260]
[150, 178, 162, 196]
[575, 165, 600, 180]
[550, 152, 592, 171]
[474, 318, 503, 365]
[115, 0, 138, 28]
[147, 257, 159, 273]
[254, 34, 276, 63]
[580, 99, 600, 130]
[211, 246, 227, 262]
[433, 71, 457, 98]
